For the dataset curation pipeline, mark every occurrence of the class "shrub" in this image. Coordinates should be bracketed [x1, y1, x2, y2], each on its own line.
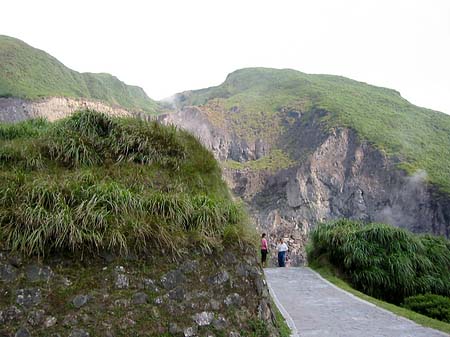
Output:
[402, 294, 450, 323]
[308, 220, 450, 303]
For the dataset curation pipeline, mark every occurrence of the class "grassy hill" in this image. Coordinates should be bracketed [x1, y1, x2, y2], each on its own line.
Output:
[0, 110, 249, 256]
[177, 67, 450, 194]
[0, 35, 159, 113]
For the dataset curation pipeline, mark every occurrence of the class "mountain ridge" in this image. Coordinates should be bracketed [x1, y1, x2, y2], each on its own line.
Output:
[0, 35, 159, 114]
[173, 67, 450, 194]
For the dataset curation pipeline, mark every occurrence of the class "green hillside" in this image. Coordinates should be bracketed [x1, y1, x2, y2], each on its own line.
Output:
[177, 67, 450, 194]
[0, 35, 159, 113]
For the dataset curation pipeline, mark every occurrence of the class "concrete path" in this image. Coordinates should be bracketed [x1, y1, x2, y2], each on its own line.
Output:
[265, 267, 449, 337]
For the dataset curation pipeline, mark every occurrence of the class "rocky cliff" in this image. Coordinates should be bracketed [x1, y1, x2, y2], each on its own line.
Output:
[161, 106, 450, 266]
[0, 97, 152, 123]
[160, 106, 269, 163]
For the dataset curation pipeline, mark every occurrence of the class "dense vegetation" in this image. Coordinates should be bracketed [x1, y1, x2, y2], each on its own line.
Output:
[0, 110, 251, 257]
[402, 294, 450, 323]
[178, 67, 450, 193]
[0, 35, 159, 113]
[307, 220, 450, 305]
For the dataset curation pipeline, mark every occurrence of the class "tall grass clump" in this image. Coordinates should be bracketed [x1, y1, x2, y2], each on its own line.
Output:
[42, 110, 186, 169]
[0, 110, 250, 258]
[110, 118, 186, 169]
[308, 219, 450, 304]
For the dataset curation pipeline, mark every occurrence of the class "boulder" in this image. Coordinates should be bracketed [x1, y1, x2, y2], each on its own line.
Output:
[0, 263, 18, 282]
[69, 329, 90, 337]
[25, 264, 53, 282]
[208, 271, 230, 285]
[72, 295, 89, 308]
[15, 328, 31, 337]
[0, 306, 22, 324]
[16, 288, 42, 307]
[193, 311, 214, 326]
[27, 309, 45, 326]
[160, 269, 186, 290]
[131, 292, 148, 305]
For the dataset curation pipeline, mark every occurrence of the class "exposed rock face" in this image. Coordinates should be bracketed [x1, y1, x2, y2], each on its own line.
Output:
[0, 97, 151, 122]
[162, 107, 450, 266]
[160, 106, 270, 162]
[0, 249, 280, 336]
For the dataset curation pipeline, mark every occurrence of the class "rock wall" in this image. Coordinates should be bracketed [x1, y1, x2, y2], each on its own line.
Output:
[0, 248, 280, 337]
[163, 107, 450, 266]
[0, 97, 151, 123]
[160, 107, 269, 162]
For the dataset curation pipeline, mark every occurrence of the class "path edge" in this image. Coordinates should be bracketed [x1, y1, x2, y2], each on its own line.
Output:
[307, 267, 450, 337]
[266, 277, 300, 337]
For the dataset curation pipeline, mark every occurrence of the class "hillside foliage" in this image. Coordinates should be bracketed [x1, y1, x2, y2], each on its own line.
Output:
[0, 35, 159, 113]
[402, 294, 450, 323]
[0, 110, 252, 257]
[307, 219, 450, 304]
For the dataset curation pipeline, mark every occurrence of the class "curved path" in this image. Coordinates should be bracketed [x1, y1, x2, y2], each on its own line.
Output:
[265, 267, 449, 337]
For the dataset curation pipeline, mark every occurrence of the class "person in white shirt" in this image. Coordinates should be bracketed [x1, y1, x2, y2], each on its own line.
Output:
[277, 238, 288, 267]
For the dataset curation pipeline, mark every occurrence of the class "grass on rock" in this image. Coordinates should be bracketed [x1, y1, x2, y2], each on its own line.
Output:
[224, 150, 295, 172]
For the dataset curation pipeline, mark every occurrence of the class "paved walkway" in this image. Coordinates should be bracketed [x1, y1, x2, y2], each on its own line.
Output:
[265, 267, 449, 337]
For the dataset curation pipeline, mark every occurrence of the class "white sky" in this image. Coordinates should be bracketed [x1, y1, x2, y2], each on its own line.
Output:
[1, 0, 449, 114]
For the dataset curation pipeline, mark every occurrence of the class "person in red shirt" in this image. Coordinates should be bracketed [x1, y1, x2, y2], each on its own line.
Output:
[261, 233, 268, 268]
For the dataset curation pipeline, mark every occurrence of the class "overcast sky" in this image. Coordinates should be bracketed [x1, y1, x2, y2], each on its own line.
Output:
[1, 0, 449, 114]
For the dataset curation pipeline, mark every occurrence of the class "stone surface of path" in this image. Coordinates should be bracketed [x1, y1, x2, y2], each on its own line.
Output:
[265, 267, 449, 337]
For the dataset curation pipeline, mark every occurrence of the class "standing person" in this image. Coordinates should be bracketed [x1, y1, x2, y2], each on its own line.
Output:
[277, 238, 288, 267]
[261, 233, 268, 268]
